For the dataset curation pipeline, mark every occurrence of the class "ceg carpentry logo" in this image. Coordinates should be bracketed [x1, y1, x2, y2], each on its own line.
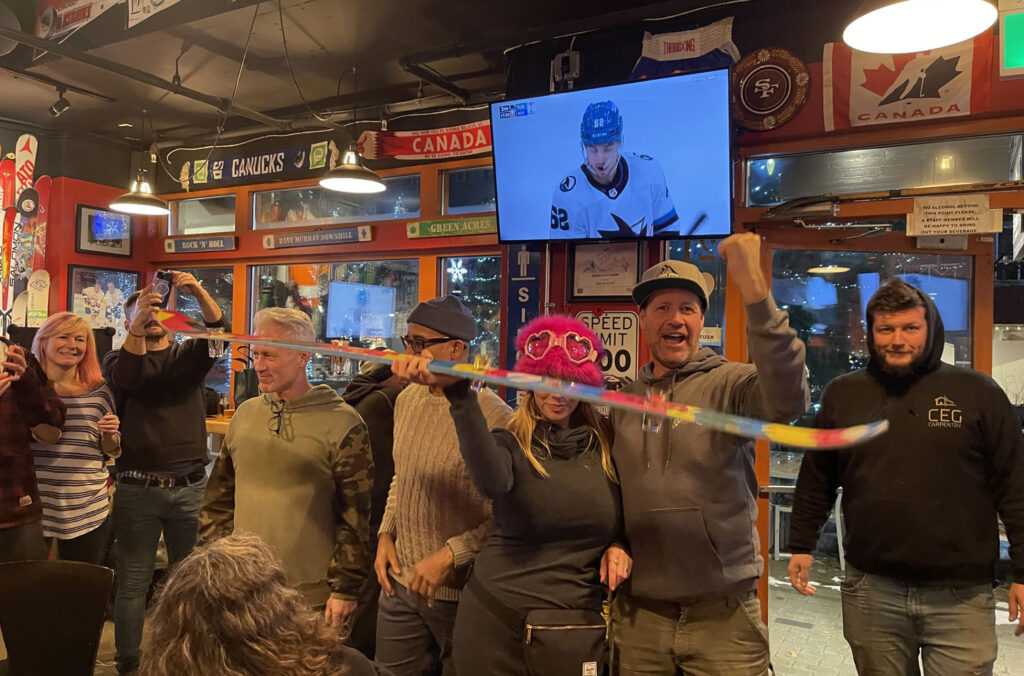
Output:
[928, 395, 963, 429]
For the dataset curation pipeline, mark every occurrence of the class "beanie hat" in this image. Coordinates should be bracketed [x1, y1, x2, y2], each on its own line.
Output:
[407, 295, 478, 341]
[513, 315, 604, 387]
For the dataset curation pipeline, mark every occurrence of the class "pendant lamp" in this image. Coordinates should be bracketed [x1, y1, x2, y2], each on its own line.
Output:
[843, 0, 997, 54]
[110, 169, 169, 215]
[320, 68, 386, 194]
[110, 110, 170, 216]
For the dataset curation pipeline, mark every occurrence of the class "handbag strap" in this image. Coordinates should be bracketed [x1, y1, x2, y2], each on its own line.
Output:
[466, 574, 526, 636]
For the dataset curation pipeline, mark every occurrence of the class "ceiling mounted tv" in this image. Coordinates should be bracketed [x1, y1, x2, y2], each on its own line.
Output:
[490, 68, 732, 243]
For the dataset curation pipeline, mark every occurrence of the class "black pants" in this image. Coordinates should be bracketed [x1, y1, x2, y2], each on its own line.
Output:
[50, 515, 113, 565]
[0, 520, 47, 563]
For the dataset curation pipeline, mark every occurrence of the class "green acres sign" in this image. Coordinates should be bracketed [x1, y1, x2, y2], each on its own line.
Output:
[406, 216, 497, 239]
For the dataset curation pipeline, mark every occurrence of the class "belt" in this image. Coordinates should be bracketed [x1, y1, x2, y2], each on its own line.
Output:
[117, 469, 206, 489]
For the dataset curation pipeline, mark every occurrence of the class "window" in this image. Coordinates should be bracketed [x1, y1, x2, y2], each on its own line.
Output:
[253, 176, 421, 229]
[169, 195, 236, 235]
[747, 133, 1022, 207]
[171, 266, 234, 394]
[444, 167, 496, 215]
[251, 260, 419, 389]
[666, 239, 727, 354]
[441, 256, 501, 361]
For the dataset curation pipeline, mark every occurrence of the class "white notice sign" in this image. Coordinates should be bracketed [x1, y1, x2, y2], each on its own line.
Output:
[575, 311, 639, 381]
[908, 195, 1001, 236]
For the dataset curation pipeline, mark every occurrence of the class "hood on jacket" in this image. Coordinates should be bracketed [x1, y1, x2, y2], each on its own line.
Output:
[866, 284, 945, 391]
[263, 383, 342, 410]
[637, 347, 729, 385]
[341, 370, 393, 406]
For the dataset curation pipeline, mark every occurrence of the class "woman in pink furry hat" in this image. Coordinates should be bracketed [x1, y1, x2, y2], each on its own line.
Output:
[393, 314, 630, 676]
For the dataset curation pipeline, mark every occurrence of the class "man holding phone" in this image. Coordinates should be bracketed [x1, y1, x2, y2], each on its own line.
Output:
[1, 339, 66, 563]
[102, 270, 225, 676]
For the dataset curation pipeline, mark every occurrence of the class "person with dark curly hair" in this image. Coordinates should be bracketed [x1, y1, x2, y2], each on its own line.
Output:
[139, 533, 392, 676]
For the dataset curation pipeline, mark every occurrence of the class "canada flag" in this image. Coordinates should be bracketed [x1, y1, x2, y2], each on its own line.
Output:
[823, 30, 992, 132]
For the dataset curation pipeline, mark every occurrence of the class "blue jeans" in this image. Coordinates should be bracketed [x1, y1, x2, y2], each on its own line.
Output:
[375, 579, 458, 676]
[112, 477, 206, 674]
[841, 564, 998, 675]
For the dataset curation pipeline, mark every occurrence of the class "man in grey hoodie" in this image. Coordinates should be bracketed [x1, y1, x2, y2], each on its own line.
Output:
[611, 232, 809, 675]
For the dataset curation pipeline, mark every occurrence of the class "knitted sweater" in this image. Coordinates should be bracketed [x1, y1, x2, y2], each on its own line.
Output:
[379, 384, 512, 601]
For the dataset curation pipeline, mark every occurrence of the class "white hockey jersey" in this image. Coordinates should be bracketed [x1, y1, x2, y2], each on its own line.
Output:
[549, 153, 678, 239]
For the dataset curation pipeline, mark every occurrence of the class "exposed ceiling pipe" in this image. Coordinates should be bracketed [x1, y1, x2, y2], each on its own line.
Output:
[0, 24, 291, 130]
[398, 56, 470, 104]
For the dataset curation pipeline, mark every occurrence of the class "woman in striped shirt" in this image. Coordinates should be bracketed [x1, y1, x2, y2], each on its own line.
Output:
[31, 312, 120, 563]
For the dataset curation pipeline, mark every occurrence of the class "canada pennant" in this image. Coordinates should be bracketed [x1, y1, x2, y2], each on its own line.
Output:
[157, 310, 888, 450]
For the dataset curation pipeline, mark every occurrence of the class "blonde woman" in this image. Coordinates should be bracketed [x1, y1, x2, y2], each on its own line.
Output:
[31, 312, 120, 563]
[394, 315, 630, 676]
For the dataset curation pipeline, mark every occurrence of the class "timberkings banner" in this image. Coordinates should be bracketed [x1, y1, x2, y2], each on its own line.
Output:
[822, 30, 992, 132]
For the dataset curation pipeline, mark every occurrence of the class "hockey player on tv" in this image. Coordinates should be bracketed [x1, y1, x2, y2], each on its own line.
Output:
[550, 100, 678, 239]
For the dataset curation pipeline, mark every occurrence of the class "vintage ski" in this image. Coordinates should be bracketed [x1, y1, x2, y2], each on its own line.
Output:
[14, 134, 37, 200]
[1, 206, 15, 316]
[14, 187, 39, 282]
[27, 269, 50, 327]
[31, 175, 50, 271]
[11, 291, 27, 327]
[0, 157, 14, 210]
[156, 309, 888, 450]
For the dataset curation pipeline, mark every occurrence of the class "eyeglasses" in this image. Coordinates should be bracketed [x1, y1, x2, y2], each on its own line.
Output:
[400, 335, 458, 354]
[523, 330, 598, 365]
[268, 399, 285, 436]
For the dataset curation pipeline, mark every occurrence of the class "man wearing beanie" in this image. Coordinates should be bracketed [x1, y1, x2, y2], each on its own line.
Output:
[341, 351, 406, 659]
[374, 295, 512, 675]
[612, 232, 810, 675]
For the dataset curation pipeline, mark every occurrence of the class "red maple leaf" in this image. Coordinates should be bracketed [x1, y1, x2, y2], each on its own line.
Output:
[859, 53, 919, 96]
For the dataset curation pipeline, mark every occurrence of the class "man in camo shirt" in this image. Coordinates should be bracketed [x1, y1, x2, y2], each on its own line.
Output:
[200, 307, 373, 631]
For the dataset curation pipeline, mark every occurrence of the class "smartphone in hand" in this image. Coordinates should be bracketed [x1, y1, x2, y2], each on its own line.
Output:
[153, 270, 175, 308]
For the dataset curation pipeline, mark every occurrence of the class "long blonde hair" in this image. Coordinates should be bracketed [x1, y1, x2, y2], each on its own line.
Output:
[31, 312, 104, 388]
[508, 393, 617, 482]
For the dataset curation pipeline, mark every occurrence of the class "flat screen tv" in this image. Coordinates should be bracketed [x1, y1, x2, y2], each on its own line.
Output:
[490, 68, 732, 242]
[91, 209, 131, 241]
[326, 281, 397, 340]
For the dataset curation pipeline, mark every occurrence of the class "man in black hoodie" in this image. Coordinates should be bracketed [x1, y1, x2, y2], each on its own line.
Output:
[789, 278, 1024, 673]
[341, 354, 405, 658]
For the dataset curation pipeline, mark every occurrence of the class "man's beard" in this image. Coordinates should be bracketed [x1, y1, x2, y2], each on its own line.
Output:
[879, 351, 925, 377]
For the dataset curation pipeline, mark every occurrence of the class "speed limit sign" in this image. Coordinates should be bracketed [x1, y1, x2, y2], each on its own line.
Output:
[575, 311, 639, 381]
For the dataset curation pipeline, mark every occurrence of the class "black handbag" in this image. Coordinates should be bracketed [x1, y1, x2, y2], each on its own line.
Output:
[467, 576, 609, 676]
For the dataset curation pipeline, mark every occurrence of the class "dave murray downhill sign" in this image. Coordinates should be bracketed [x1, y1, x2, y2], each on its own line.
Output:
[823, 29, 992, 132]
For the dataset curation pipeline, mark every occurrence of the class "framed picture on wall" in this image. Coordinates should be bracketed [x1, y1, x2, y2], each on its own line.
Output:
[67, 265, 140, 349]
[570, 241, 642, 299]
[75, 205, 133, 257]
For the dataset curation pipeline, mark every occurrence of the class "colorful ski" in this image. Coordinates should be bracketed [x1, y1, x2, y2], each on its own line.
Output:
[27, 269, 50, 327]
[14, 187, 39, 282]
[1, 206, 15, 319]
[14, 134, 37, 200]
[31, 175, 50, 272]
[156, 309, 888, 450]
[0, 157, 14, 210]
[11, 291, 27, 327]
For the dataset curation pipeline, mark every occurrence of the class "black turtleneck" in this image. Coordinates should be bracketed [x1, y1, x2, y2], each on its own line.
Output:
[790, 295, 1024, 586]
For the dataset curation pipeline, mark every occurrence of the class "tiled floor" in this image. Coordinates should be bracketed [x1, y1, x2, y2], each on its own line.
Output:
[767, 555, 1024, 675]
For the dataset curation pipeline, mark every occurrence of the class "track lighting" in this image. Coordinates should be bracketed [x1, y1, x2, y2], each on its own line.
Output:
[48, 87, 70, 118]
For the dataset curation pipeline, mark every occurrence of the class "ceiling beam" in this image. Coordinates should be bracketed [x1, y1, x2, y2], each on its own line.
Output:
[0, 24, 291, 130]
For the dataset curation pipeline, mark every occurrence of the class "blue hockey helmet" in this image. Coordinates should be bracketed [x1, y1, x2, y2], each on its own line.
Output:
[580, 101, 622, 146]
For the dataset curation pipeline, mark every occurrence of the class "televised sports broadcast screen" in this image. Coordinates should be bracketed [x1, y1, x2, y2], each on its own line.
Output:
[490, 69, 732, 242]
[91, 210, 131, 241]
[326, 281, 397, 340]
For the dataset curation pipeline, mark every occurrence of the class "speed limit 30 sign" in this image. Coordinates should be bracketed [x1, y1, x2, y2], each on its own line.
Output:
[575, 311, 639, 381]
